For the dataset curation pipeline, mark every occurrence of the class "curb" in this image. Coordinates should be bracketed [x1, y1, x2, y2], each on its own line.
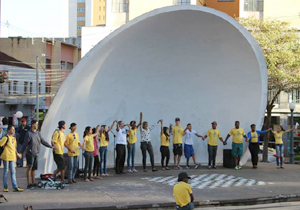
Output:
[37, 194, 300, 210]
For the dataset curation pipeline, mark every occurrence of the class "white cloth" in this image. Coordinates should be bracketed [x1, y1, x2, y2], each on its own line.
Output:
[140, 122, 159, 142]
[116, 128, 128, 145]
[185, 129, 197, 145]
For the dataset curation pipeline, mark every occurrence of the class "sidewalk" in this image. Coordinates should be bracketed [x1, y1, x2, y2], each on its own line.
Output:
[1, 162, 300, 210]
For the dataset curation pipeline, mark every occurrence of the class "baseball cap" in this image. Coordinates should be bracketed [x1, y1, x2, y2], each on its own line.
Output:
[69, 122, 77, 129]
[175, 117, 180, 121]
[211, 121, 217, 124]
[178, 172, 191, 182]
[21, 118, 27, 122]
[58, 121, 66, 128]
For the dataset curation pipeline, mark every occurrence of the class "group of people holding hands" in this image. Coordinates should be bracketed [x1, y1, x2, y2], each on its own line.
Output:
[1, 113, 299, 192]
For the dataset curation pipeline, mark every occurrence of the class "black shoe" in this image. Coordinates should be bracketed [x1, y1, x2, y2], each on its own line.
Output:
[67, 179, 73, 184]
[72, 179, 77, 183]
[27, 184, 34, 190]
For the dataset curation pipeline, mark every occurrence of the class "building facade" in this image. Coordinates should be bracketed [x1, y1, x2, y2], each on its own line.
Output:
[0, 37, 81, 122]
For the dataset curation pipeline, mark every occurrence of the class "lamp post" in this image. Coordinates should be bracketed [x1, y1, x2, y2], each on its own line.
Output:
[289, 102, 296, 164]
[36, 54, 46, 124]
[15, 111, 23, 127]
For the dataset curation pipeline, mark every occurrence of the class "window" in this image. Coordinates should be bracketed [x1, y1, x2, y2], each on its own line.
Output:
[77, 26, 82, 30]
[244, 0, 263, 12]
[77, 17, 85, 21]
[99, 16, 101, 20]
[46, 59, 51, 69]
[268, 89, 280, 104]
[77, 0, 85, 2]
[61, 61, 73, 70]
[77, 8, 85, 12]
[177, 0, 191, 5]
[30, 82, 33, 94]
[45, 85, 51, 94]
[8, 81, 11, 95]
[38, 83, 41, 94]
[24, 82, 28, 94]
[112, 0, 129, 13]
[13, 81, 17, 94]
[290, 90, 300, 103]
[99, 6, 101, 11]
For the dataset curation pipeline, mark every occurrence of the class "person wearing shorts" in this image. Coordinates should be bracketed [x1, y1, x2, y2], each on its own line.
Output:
[224, 121, 248, 170]
[183, 124, 202, 169]
[22, 120, 52, 189]
[171, 118, 184, 170]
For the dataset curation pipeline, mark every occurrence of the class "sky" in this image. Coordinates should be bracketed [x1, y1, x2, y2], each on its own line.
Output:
[0, 0, 68, 38]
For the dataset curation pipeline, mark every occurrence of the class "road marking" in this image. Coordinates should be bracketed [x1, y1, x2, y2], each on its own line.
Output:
[141, 173, 269, 190]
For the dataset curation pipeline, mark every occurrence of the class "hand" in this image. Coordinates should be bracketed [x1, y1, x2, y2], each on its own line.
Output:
[17, 153, 22, 159]
[170, 124, 173, 127]
[267, 128, 272, 131]
[160, 119, 163, 123]
[126, 124, 130, 127]
[114, 120, 118, 123]
[292, 125, 296, 129]
[71, 149, 76, 154]
[201, 137, 205, 141]
[223, 141, 227, 145]
[140, 112, 143, 116]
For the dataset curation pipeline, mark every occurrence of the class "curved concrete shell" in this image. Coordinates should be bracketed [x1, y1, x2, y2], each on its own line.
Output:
[38, 6, 267, 174]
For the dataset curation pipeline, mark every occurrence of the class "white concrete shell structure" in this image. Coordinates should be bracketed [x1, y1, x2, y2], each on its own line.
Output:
[38, 6, 267, 174]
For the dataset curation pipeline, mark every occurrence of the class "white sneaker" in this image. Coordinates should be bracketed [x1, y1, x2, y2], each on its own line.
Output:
[195, 164, 200, 169]
[208, 165, 211, 169]
[127, 169, 133, 173]
[174, 166, 179, 170]
[132, 168, 138, 173]
[186, 165, 190, 169]
[177, 165, 182, 170]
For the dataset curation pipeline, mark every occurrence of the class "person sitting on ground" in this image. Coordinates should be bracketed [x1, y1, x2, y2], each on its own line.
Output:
[173, 172, 194, 210]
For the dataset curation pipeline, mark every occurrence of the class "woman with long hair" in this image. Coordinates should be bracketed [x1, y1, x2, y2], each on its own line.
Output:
[160, 120, 170, 170]
[83, 125, 100, 182]
[92, 128, 101, 178]
[99, 124, 113, 177]
[270, 125, 295, 169]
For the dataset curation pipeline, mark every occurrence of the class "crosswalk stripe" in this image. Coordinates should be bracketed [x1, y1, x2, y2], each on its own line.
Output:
[156, 176, 175, 183]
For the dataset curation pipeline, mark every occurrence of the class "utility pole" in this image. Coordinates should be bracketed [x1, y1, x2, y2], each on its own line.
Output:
[36, 56, 39, 123]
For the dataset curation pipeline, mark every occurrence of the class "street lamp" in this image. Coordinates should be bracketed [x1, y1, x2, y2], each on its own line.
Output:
[36, 54, 46, 124]
[15, 111, 23, 127]
[289, 102, 296, 164]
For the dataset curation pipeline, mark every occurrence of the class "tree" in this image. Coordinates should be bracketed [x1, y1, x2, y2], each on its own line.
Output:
[238, 18, 300, 162]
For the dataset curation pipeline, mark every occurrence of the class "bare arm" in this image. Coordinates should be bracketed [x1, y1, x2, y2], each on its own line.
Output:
[224, 134, 231, 143]
[195, 133, 203, 138]
[64, 142, 75, 153]
[137, 112, 142, 129]
[92, 125, 100, 137]
[108, 120, 117, 132]
[283, 126, 295, 134]
[190, 193, 194, 203]
[161, 119, 163, 135]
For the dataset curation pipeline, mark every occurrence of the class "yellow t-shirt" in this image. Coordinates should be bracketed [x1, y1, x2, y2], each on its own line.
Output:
[128, 128, 137, 144]
[66, 132, 80, 156]
[173, 125, 184, 144]
[84, 134, 94, 152]
[250, 132, 259, 143]
[52, 130, 65, 155]
[0, 135, 17, 161]
[173, 182, 192, 207]
[274, 131, 284, 144]
[161, 133, 170, 147]
[100, 133, 108, 147]
[229, 128, 245, 144]
[206, 129, 221, 146]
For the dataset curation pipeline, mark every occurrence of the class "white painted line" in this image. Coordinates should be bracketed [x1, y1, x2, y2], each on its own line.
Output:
[234, 178, 248, 187]
[196, 180, 214, 189]
[245, 179, 256, 186]
[214, 174, 228, 181]
[257, 181, 266, 186]
[209, 179, 227, 189]
[202, 174, 218, 182]
[148, 177, 163, 182]
[156, 176, 175, 183]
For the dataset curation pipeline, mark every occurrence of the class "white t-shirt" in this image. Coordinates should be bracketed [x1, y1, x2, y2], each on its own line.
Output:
[185, 129, 197, 145]
[116, 128, 128, 145]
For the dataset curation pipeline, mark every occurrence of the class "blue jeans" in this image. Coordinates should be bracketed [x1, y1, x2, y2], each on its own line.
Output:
[176, 202, 194, 210]
[3, 160, 18, 189]
[17, 143, 24, 167]
[68, 156, 78, 180]
[99, 146, 107, 174]
[127, 143, 135, 169]
[275, 144, 284, 166]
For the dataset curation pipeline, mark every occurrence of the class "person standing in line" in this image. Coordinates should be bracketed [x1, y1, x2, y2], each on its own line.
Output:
[160, 119, 170, 170]
[99, 123, 114, 177]
[127, 113, 142, 173]
[51, 121, 74, 183]
[82, 125, 100, 181]
[92, 128, 101, 179]
[0, 125, 24, 192]
[170, 118, 184, 170]
[202, 121, 225, 169]
[140, 113, 161, 172]
[16, 118, 30, 167]
[21, 120, 53, 189]
[115, 120, 131, 174]
[224, 121, 248, 170]
[247, 124, 270, 169]
[0, 117, 8, 167]
[173, 172, 194, 210]
[270, 125, 295, 169]
[65, 123, 82, 184]
[183, 124, 203, 169]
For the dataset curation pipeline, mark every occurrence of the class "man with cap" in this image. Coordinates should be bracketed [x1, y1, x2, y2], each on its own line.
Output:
[224, 121, 248, 170]
[173, 172, 194, 210]
[202, 121, 225, 169]
[16, 118, 30, 167]
[171, 117, 184, 170]
[21, 120, 53, 189]
[51, 121, 75, 183]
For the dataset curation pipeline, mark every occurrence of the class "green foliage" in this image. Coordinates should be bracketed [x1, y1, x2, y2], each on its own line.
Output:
[239, 18, 300, 99]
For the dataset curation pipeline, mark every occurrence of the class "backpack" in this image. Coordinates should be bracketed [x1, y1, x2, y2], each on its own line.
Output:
[0, 135, 9, 156]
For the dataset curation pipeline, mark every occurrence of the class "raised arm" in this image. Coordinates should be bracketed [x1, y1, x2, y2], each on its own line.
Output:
[92, 125, 100, 137]
[137, 112, 142, 129]
[161, 119, 163, 135]
[108, 120, 117, 132]
[149, 119, 162, 131]
[126, 124, 132, 132]
[283, 125, 295, 134]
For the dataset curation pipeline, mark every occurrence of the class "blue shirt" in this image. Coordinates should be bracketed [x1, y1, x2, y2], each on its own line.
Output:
[247, 130, 267, 143]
